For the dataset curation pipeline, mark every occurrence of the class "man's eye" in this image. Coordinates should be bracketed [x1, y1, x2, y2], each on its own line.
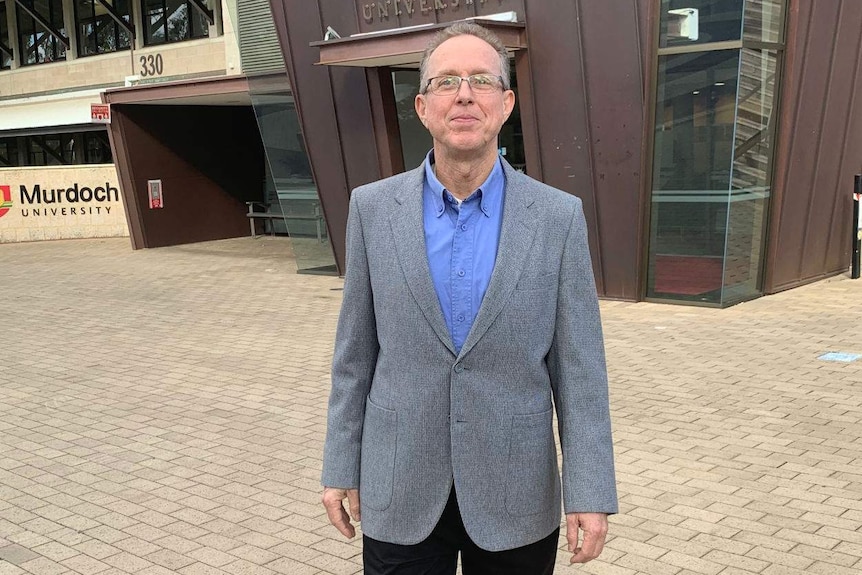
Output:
[472, 75, 493, 85]
[437, 77, 459, 88]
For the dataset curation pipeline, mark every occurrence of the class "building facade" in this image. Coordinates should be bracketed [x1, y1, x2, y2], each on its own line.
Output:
[269, 0, 862, 306]
[0, 0, 244, 242]
[5, 0, 860, 306]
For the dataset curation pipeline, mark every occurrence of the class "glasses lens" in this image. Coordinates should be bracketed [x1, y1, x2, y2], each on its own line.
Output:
[468, 74, 498, 92]
[429, 75, 500, 94]
[432, 76, 461, 94]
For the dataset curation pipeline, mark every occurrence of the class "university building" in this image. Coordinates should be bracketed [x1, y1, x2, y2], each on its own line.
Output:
[2, 0, 860, 306]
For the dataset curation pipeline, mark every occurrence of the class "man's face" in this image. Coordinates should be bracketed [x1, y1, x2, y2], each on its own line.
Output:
[415, 34, 515, 161]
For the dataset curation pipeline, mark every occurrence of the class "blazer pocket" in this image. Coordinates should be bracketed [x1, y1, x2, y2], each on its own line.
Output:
[515, 273, 559, 291]
[505, 408, 557, 517]
[360, 398, 397, 511]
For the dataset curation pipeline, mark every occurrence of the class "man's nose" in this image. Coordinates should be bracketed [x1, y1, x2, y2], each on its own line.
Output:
[455, 79, 474, 103]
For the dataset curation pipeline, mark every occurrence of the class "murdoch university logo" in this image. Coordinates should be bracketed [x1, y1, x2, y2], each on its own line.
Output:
[0, 185, 12, 218]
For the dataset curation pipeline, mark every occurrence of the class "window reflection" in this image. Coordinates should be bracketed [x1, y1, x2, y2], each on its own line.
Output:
[649, 50, 740, 303]
[0, 137, 19, 166]
[650, 0, 785, 305]
[143, 0, 209, 46]
[75, 0, 131, 57]
[17, 0, 67, 65]
[1, 131, 112, 166]
[743, 0, 784, 44]
[1, 1, 12, 69]
[722, 48, 777, 302]
[247, 74, 335, 273]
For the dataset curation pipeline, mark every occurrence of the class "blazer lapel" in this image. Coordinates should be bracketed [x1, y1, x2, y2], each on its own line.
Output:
[390, 165, 457, 356]
[457, 162, 538, 360]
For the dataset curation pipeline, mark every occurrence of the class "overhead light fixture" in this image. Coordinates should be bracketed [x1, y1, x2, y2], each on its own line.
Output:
[692, 90, 700, 94]
[715, 82, 726, 86]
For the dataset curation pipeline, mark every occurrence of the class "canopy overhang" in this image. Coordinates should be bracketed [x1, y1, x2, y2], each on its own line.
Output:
[312, 20, 527, 68]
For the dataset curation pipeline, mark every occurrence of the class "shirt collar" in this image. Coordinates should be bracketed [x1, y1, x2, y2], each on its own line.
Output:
[423, 150, 504, 218]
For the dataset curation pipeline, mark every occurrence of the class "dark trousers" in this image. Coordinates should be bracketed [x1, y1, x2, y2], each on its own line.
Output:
[363, 488, 559, 575]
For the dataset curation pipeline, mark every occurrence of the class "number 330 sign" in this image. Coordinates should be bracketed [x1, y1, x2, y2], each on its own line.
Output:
[140, 54, 164, 77]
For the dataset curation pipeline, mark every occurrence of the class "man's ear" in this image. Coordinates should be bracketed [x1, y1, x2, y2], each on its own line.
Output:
[415, 93, 428, 126]
[503, 89, 516, 118]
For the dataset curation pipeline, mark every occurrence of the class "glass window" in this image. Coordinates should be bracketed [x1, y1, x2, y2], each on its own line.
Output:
[29, 134, 69, 165]
[21, 131, 112, 166]
[660, 0, 745, 48]
[75, 0, 131, 57]
[649, 1, 785, 306]
[743, 0, 785, 44]
[647, 50, 741, 304]
[722, 48, 778, 303]
[1, 1, 12, 69]
[17, 0, 67, 65]
[142, 0, 209, 46]
[83, 131, 113, 163]
[0, 137, 19, 166]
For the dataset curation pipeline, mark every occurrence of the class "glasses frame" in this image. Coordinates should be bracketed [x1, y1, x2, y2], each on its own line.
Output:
[423, 74, 506, 95]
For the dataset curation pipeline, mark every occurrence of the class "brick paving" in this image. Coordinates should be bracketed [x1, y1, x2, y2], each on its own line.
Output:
[1, 236, 861, 575]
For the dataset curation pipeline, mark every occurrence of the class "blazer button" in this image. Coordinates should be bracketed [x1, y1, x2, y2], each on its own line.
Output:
[454, 364, 464, 373]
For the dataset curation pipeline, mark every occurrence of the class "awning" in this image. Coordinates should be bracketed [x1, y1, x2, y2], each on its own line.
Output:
[312, 20, 527, 68]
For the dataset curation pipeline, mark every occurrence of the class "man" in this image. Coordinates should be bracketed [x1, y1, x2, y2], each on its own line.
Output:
[321, 21, 617, 574]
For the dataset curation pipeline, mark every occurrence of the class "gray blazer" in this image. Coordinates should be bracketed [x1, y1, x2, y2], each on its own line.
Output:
[322, 159, 617, 552]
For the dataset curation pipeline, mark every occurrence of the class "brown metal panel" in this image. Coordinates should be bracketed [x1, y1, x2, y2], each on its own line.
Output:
[103, 103, 146, 249]
[524, 0, 644, 300]
[522, 0, 598, 290]
[319, 0, 382, 192]
[797, 5, 847, 280]
[764, 0, 806, 292]
[636, 0, 657, 301]
[577, 0, 646, 301]
[823, 0, 862, 274]
[766, 0, 862, 292]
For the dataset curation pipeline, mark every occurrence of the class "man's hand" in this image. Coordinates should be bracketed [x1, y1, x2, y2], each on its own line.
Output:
[322, 487, 361, 538]
[566, 512, 608, 564]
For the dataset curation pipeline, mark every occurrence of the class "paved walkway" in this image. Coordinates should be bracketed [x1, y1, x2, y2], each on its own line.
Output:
[1, 237, 861, 575]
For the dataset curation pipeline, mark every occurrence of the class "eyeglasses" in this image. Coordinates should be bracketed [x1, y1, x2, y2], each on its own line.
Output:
[423, 74, 505, 95]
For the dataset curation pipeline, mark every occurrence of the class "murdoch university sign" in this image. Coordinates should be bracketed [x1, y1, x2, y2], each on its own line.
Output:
[18, 182, 120, 217]
[357, 0, 517, 30]
[0, 166, 128, 242]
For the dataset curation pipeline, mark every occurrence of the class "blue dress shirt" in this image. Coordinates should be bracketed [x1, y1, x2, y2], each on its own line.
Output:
[423, 151, 505, 354]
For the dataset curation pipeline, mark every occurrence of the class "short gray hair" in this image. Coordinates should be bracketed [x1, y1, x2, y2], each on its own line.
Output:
[418, 22, 510, 94]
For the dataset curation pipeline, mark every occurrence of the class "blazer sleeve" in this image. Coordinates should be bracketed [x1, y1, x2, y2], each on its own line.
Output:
[321, 190, 380, 489]
[547, 199, 619, 514]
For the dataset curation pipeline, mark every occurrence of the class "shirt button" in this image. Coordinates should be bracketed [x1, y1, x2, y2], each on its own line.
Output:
[460, 224, 467, 231]
[457, 314, 465, 322]
[458, 270, 465, 277]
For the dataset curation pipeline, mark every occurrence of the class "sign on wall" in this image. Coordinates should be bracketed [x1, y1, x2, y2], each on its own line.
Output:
[0, 166, 129, 243]
[354, 0, 521, 33]
[148, 179, 164, 209]
[91, 104, 111, 124]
